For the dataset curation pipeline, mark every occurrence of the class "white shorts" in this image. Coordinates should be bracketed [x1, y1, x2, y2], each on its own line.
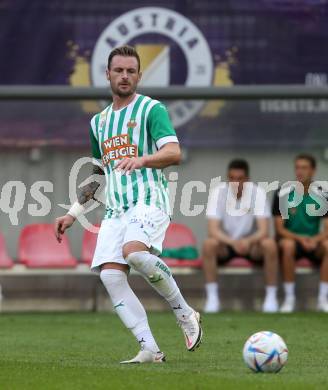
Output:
[91, 203, 170, 272]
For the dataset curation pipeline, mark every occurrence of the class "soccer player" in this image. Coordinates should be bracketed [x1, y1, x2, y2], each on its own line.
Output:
[54, 45, 202, 363]
[203, 159, 279, 313]
[273, 154, 328, 312]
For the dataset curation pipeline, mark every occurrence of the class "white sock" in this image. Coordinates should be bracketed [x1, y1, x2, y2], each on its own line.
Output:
[318, 282, 328, 301]
[126, 251, 193, 320]
[205, 282, 219, 300]
[100, 269, 159, 353]
[265, 285, 277, 300]
[284, 282, 295, 299]
[135, 329, 159, 353]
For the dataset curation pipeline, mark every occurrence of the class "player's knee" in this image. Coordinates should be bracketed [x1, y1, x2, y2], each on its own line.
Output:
[203, 238, 218, 257]
[99, 268, 126, 292]
[280, 238, 295, 253]
[126, 251, 148, 269]
[122, 241, 148, 259]
[100, 271, 113, 291]
[321, 240, 328, 254]
[261, 238, 277, 253]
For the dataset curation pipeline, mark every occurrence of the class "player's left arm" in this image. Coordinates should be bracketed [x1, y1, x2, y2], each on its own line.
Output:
[116, 142, 181, 174]
[311, 216, 328, 245]
[143, 142, 181, 168]
[115, 102, 180, 174]
[322, 218, 328, 239]
[244, 187, 271, 245]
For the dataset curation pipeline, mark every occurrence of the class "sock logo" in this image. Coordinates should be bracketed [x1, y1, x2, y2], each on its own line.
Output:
[149, 273, 164, 283]
[173, 304, 182, 310]
[155, 261, 171, 277]
[114, 301, 125, 309]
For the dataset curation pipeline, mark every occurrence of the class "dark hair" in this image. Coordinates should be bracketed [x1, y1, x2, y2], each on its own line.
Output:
[228, 159, 249, 176]
[107, 45, 141, 72]
[295, 153, 316, 169]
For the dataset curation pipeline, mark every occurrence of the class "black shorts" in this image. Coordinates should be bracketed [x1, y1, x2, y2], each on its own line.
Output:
[295, 241, 321, 264]
[217, 244, 262, 265]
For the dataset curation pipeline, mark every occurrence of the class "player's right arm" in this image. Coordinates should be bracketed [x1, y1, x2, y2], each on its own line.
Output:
[54, 164, 104, 242]
[207, 219, 234, 246]
[55, 117, 104, 243]
[206, 186, 234, 246]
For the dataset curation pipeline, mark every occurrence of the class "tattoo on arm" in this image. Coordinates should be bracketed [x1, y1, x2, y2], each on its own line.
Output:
[77, 165, 105, 205]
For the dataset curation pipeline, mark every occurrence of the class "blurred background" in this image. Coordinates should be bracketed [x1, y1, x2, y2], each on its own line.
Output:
[0, 0, 327, 311]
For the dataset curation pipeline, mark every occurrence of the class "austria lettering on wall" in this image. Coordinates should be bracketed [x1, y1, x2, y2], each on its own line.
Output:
[91, 7, 213, 128]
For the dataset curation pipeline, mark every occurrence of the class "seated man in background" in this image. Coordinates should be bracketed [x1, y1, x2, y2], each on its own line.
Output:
[273, 154, 328, 312]
[202, 159, 279, 313]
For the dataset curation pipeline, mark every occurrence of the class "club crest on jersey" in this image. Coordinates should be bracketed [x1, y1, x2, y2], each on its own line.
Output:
[127, 119, 137, 129]
[290, 207, 297, 215]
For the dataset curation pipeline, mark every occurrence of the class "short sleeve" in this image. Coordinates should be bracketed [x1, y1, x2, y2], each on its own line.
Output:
[272, 189, 281, 216]
[147, 102, 179, 149]
[89, 115, 102, 160]
[206, 186, 224, 220]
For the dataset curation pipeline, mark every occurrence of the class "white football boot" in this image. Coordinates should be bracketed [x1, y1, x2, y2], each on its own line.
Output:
[280, 296, 296, 313]
[178, 310, 203, 351]
[262, 296, 279, 313]
[317, 297, 328, 313]
[120, 350, 166, 364]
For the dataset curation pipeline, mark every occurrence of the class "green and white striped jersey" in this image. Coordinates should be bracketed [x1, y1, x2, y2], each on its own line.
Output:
[89, 94, 178, 219]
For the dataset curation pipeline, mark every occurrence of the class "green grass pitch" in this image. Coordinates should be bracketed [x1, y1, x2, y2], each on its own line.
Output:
[0, 312, 327, 389]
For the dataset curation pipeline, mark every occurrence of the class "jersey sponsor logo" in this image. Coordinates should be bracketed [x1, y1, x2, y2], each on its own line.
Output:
[91, 7, 213, 128]
[101, 134, 137, 166]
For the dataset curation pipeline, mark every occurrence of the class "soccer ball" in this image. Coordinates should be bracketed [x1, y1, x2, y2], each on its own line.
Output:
[243, 331, 288, 373]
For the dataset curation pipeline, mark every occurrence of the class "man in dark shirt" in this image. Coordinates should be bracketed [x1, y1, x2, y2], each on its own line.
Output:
[272, 154, 328, 312]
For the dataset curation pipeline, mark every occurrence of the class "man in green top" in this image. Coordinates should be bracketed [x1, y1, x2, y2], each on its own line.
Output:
[273, 154, 328, 312]
[54, 45, 202, 363]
